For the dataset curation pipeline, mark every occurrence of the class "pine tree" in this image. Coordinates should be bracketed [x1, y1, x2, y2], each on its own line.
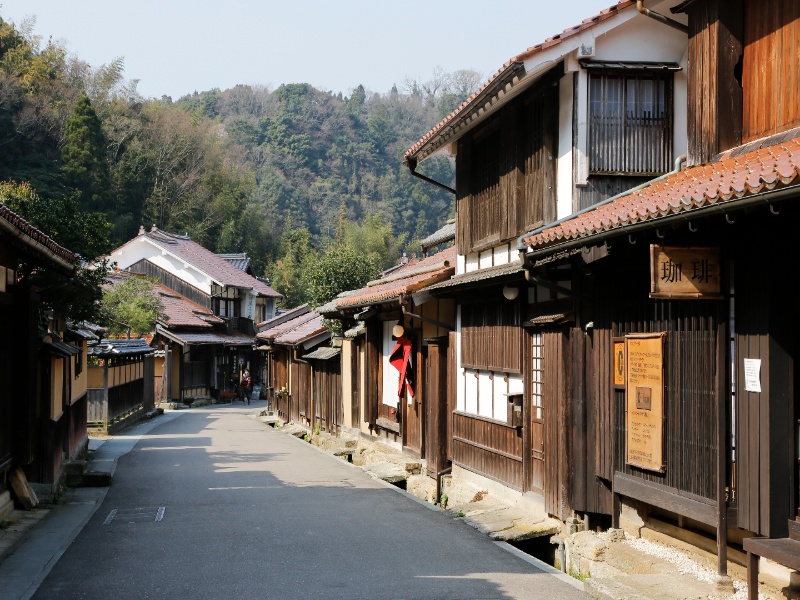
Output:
[62, 93, 109, 211]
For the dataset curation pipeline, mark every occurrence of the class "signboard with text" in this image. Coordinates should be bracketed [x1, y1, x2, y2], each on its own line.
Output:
[625, 333, 666, 472]
[650, 246, 722, 299]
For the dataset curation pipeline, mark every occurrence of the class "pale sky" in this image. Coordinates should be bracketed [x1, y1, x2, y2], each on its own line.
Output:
[1, 1, 610, 100]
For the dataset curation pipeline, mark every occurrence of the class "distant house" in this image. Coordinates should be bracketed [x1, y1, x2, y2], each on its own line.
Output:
[106, 226, 282, 402]
[86, 338, 155, 432]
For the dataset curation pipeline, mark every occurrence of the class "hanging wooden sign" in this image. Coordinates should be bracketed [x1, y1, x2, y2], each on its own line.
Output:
[625, 332, 666, 472]
[650, 246, 722, 299]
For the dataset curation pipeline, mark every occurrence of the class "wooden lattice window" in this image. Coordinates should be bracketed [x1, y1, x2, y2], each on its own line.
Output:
[588, 71, 673, 175]
[461, 301, 523, 373]
[469, 122, 502, 247]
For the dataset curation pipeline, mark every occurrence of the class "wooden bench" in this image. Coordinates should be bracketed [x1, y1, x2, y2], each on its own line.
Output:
[743, 520, 800, 599]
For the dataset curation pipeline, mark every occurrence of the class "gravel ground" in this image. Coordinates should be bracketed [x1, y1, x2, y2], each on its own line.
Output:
[618, 534, 765, 600]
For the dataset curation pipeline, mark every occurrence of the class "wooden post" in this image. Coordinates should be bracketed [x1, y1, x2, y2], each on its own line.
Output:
[717, 314, 728, 576]
[747, 551, 758, 600]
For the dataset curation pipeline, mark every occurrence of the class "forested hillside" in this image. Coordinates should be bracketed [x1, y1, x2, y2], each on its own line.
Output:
[0, 15, 479, 306]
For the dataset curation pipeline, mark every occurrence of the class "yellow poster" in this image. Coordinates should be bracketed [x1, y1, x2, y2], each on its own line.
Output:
[625, 333, 665, 472]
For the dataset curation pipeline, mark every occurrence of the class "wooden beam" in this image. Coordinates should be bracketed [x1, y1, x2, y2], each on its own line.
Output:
[613, 472, 718, 523]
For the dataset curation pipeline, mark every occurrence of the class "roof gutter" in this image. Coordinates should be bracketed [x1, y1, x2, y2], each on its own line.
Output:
[406, 157, 455, 195]
[637, 0, 688, 34]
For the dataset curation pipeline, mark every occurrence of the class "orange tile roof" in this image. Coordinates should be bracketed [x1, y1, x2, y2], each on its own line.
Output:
[405, 1, 634, 163]
[155, 283, 222, 328]
[336, 246, 457, 309]
[520, 133, 800, 253]
[274, 314, 328, 345]
[256, 311, 319, 341]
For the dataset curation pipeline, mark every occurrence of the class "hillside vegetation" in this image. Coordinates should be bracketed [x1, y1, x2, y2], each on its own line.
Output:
[0, 15, 479, 306]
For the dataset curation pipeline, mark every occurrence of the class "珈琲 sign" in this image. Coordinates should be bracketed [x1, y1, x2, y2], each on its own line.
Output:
[650, 246, 721, 299]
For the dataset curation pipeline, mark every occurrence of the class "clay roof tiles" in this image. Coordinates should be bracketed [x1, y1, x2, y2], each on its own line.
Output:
[274, 313, 327, 346]
[0, 202, 76, 270]
[336, 246, 457, 309]
[155, 283, 222, 328]
[256, 310, 319, 341]
[520, 134, 800, 252]
[140, 229, 280, 298]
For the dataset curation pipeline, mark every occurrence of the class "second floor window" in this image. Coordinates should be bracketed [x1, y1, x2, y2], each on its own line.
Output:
[588, 69, 673, 176]
[216, 298, 237, 318]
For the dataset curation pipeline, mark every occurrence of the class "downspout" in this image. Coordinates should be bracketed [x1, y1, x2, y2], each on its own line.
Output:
[406, 157, 456, 195]
[637, 0, 689, 34]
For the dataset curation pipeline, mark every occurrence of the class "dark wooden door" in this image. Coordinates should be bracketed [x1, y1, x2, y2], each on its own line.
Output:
[425, 340, 449, 478]
[403, 341, 423, 454]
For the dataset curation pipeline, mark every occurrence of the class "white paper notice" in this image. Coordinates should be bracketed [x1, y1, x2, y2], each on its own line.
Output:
[744, 358, 761, 393]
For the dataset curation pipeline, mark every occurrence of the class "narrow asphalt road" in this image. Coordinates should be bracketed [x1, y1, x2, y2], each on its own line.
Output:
[33, 404, 588, 599]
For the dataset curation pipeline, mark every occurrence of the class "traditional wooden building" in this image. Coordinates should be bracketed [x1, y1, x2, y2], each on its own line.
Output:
[511, 0, 800, 591]
[256, 308, 334, 429]
[0, 202, 84, 504]
[404, 0, 689, 518]
[319, 247, 455, 475]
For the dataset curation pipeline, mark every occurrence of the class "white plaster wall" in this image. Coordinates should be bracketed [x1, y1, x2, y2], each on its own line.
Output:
[464, 371, 478, 414]
[477, 374, 493, 419]
[493, 244, 511, 266]
[558, 70, 576, 219]
[492, 375, 508, 422]
[455, 306, 465, 411]
[113, 238, 212, 294]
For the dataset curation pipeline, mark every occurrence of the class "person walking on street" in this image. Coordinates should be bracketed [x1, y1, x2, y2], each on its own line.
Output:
[240, 369, 252, 405]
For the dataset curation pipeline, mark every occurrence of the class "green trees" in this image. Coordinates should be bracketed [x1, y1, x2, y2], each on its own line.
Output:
[100, 275, 166, 339]
[62, 93, 109, 211]
[0, 180, 113, 323]
[0, 12, 477, 310]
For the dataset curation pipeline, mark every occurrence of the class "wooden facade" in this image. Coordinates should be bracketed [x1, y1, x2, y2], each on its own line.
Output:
[456, 74, 560, 255]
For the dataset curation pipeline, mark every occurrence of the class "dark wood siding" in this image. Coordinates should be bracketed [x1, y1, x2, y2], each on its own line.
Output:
[425, 339, 450, 478]
[734, 236, 794, 538]
[452, 412, 524, 490]
[127, 259, 210, 308]
[742, 0, 800, 142]
[312, 357, 342, 435]
[456, 74, 560, 254]
[461, 301, 523, 373]
[685, 0, 744, 165]
[612, 298, 722, 503]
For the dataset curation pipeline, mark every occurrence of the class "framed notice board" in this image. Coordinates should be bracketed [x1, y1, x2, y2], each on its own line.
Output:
[625, 332, 666, 472]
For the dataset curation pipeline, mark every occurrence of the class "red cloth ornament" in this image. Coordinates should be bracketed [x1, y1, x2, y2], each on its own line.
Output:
[389, 335, 415, 398]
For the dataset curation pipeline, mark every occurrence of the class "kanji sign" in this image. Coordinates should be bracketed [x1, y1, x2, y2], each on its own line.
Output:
[650, 246, 722, 299]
